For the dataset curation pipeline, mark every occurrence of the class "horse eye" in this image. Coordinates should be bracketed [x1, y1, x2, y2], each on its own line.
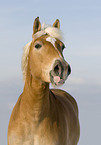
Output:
[62, 44, 65, 50]
[35, 43, 42, 49]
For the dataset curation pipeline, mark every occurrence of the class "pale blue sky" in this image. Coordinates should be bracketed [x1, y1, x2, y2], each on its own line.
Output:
[0, 0, 101, 145]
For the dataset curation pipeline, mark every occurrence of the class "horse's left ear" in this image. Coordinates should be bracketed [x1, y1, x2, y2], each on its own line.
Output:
[33, 17, 41, 34]
[53, 19, 60, 29]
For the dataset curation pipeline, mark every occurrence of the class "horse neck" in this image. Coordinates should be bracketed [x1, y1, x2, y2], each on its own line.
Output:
[21, 74, 50, 121]
[24, 74, 49, 98]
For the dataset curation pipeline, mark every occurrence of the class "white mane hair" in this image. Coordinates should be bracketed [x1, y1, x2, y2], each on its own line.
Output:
[22, 41, 32, 81]
[22, 24, 63, 81]
[42, 23, 63, 40]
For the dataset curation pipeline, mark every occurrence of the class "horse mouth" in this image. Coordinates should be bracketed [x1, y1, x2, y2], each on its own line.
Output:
[50, 72, 66, 86]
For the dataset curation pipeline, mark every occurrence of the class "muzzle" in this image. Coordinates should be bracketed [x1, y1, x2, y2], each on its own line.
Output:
[50, 59, 71, 86]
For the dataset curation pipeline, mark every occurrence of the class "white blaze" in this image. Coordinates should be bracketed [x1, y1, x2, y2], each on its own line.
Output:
[46, 36, 56, 48]
[46, 36, 62, 58]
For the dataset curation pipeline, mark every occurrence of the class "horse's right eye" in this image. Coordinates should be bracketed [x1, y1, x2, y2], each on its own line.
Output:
[35, 43, 42, 49]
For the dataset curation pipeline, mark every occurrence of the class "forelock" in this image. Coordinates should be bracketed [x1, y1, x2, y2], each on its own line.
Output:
[43, 25, 63, 40]
[33, 23, 63, 41]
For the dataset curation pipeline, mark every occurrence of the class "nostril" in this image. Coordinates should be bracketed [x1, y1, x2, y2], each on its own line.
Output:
[54, 64, 60, 75]
[68, 65, 71, 75]
[54, 65, 59, 75]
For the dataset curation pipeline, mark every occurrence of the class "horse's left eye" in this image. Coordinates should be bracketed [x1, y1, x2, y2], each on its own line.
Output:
[62, 44, 65, 50]
[35, 43, 42, 49]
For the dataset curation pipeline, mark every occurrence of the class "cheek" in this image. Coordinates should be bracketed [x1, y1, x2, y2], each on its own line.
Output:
[29, 52, 42, 78]
[41, 66, 51, 83]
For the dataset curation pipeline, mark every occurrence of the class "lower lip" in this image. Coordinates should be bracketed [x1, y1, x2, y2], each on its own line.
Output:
[53, 76, 65, 84]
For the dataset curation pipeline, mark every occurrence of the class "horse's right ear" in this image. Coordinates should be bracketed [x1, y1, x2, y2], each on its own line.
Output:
[53, 19, 60, 29]
[33, 17, 41, 34]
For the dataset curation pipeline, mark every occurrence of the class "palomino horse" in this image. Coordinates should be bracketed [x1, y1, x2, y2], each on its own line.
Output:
[8, 17, 80, 145]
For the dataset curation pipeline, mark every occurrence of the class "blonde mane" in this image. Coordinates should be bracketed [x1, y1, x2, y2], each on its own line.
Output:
[22, 41, 32, 81]
[22, 24, 63, 81]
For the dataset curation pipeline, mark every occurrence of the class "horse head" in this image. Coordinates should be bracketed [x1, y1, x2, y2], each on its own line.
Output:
[22, 17, 71, 86]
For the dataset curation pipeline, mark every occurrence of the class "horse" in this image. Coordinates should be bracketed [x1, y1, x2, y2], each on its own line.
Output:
[8, 17, 80, 145]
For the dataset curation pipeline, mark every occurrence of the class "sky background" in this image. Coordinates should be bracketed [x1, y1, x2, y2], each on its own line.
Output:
[0, 0, 101, 145]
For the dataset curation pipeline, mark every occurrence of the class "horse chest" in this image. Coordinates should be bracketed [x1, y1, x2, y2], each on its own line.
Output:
[9, 127, 34, 145]
[9, 118, 59, 145]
